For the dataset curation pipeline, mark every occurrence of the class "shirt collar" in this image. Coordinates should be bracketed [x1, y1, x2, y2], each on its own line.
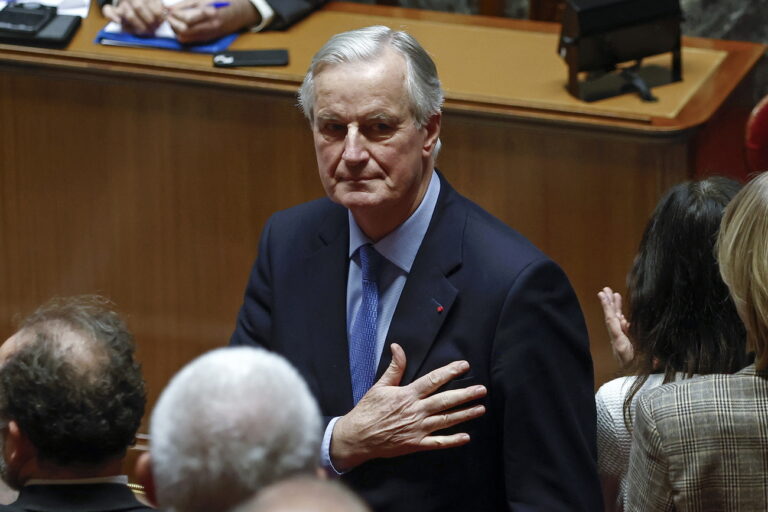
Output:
[349, 170, 441, 273]
[25, 475, 129, 486]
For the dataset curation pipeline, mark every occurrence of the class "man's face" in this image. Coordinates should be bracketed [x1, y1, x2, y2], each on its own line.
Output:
[311, 49, 440, 229]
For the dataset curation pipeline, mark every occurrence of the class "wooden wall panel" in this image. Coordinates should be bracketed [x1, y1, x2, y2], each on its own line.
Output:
[0, 68, 323, 425]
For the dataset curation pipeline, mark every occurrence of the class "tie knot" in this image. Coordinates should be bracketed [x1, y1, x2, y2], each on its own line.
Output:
[359, 244, 380, 282]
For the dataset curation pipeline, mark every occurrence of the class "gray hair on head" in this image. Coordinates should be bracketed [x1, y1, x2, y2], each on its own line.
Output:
[298, 25, 444, 128]
[150, 347, 322, 512]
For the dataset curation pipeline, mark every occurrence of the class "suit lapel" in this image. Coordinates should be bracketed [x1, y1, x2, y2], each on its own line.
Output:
[302, 206, 354, 413]
[377, 175, 465, 384]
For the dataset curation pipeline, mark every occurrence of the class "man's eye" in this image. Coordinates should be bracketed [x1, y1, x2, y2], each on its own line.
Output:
[369, 123, 395, 135]
[321, 123, 346, 135]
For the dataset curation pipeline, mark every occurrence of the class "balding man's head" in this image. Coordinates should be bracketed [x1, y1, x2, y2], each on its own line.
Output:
[0, 295, 146, 486]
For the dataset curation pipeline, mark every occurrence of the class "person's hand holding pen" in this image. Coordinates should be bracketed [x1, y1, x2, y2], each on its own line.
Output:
[166, 0, 260, 43]
[103, 0, 165, 36]
[103, 0, 261, 43]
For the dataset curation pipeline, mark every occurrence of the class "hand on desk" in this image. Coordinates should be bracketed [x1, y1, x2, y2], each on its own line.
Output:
[103, 0, 260, 43]
[166, 0, 259, 43]
[103, 0, 164, 36]
[330, 343, 487, 472]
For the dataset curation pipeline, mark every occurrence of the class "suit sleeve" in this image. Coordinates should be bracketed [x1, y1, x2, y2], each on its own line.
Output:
[230, 218, 274, 349]
[626, 394, 673, 511]
[595, 384, 625, 512]
[493, 258, 602, 511]
[265, 0, 328, 30]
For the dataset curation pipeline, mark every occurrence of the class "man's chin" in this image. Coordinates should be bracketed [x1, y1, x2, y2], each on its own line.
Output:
[333, 190, 384, 210]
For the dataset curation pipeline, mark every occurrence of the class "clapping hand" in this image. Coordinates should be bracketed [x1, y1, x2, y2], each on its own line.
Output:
[598, 287, 634, 368]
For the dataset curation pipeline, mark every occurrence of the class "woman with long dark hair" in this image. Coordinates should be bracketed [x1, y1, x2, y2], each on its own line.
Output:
[595, 177, 748, 511]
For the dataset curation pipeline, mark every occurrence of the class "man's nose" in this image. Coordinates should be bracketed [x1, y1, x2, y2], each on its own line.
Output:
[342, 127, 368, 166]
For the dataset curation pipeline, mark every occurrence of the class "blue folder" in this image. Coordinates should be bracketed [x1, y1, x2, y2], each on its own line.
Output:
[95, 28, 237, 53]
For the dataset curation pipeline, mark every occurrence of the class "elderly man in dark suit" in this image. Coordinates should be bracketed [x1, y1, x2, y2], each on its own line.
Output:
[0, 296, 150, 512]
[231, 25, 601, 512]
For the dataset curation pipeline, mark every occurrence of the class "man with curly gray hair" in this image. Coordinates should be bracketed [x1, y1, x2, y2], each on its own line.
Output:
[135, 347, 321, 512]
[0, 295, 150, 512]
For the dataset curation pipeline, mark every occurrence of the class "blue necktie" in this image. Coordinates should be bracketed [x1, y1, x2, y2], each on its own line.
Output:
[349, 244, 380, 405]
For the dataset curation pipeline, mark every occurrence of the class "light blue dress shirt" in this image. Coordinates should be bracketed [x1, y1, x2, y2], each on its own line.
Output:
[321, 170, 441, 473]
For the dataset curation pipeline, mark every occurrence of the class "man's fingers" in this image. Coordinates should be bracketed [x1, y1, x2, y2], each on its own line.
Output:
[417, 432, 472, 451]
[169, 6, 208, 25]
[172, 14, 223, 43]
[374, 343, 406, 388]
[422, 404, 485, 433]
[410, 360, 469, 397]
[169, 0, 199, 9]
[120, 4, 155, 33]
[421, 385, 486, 415]
[167, 15, 189, 35]
[102, 4, 121, 23]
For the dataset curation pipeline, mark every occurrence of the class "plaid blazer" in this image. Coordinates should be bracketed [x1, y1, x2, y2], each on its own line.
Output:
[626, 364, 768, 511]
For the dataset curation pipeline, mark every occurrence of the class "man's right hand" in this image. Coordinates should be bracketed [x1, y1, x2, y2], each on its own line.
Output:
[330, 343, 487, 472]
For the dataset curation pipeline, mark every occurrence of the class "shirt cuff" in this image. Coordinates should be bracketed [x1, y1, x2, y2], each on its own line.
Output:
[321, 416, 345, 475]
[246, 0, 274, 32]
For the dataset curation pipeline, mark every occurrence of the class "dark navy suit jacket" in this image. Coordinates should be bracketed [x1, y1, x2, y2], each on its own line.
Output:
[231, 173, 602, 511]
[0, 484, 153, 512]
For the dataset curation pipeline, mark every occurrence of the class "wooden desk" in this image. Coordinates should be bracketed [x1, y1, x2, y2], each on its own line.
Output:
[0, 3, 764, 415]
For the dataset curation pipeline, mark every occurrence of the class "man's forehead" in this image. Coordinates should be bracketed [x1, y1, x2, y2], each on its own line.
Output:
[312, 52, 411, 121]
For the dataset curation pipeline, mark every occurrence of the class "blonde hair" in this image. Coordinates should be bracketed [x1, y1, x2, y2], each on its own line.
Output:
[717, 172, 768, 370]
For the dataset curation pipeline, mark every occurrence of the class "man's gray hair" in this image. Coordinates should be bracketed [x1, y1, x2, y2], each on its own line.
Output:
[150, 347, 321, 512]
[232, 476, 372, 512]
[298, 25, 444, 127]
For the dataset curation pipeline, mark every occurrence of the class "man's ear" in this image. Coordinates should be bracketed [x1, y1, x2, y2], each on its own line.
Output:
[135, 452, 157, 506]
[5, 420, 35, 487]
[6, 421, 33, 466]
[422, 113, 442, 157]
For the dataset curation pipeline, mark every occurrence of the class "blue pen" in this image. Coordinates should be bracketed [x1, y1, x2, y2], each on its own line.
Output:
[176, 1, 229, 10]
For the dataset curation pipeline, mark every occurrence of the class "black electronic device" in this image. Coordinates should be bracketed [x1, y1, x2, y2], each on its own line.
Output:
[0, 2, 80, 48]
[0, 2, 54, 34]
[213, 49, 289, 68]
[558, 0, 683, 102]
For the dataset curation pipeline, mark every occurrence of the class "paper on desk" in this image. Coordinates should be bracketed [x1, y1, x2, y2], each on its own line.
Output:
[0, 0, 90, 18]
[102, 19, 177, 39]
